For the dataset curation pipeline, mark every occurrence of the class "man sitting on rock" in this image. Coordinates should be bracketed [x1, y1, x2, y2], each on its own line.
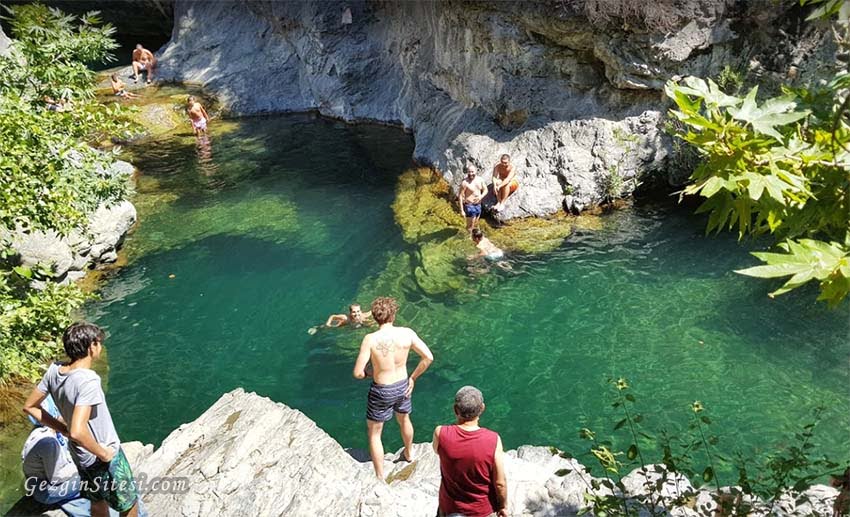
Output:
[352, 297, 434, 480]
[492, 154, 519, 212]
[433, 386, 508, 517]
[131, 44, 156, 84]
[458, 164, 487, 233]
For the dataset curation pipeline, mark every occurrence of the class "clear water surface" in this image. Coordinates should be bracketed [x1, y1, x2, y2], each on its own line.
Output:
[88, 113, 849, 480]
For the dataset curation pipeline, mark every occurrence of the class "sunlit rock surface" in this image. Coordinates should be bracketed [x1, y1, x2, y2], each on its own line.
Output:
[132, 389, 839, 516]
[153, 1, 831, 219]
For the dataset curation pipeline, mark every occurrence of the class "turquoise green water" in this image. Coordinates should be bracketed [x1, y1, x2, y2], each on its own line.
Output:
[89, 115, 849, 479]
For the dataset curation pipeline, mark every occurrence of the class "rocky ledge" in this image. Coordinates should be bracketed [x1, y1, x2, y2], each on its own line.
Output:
[155, 0, 831, 218]
[122, 389, 837, 516]
[1, 160, 137, 286]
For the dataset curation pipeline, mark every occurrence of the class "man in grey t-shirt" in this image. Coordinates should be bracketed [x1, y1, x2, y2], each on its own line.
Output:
[24, 322, 141, 517]
[37, 363, 121, 468]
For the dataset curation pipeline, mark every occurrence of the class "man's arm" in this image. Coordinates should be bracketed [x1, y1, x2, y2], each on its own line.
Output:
[352, 335, 372, 379]
[404, 330, 433, 397]
[23, 388, 67, 435]
[476, 178, 488, 198]
[492, 165, 502, 188]
[326, 314, 347, 327]
[493, 435, 508, 517]
[201, 106, 210, 122]
[69, 405, 114, 463]
[432, 426, 442, 454]
[458, 182, 467, 216]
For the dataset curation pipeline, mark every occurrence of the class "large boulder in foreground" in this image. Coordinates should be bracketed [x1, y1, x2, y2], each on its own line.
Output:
[134, 390, 840, 516]
[136, 389, 594, 516]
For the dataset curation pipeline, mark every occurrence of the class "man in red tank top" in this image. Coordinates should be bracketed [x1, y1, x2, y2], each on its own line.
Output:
[432, 386, 508, 517]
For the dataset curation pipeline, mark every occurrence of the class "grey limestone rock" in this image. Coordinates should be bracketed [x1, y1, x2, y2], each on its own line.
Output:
[3, 199, 136, 285]
[8, 229, 75, 279]
[154, 1, 828, 219]
[132, 390, 840, 516]
[87, 200, 137, 261]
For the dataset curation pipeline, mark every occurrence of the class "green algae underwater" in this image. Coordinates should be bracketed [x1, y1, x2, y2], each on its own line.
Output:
[98, 109, 848, 470]
[1, 92, 848, 509]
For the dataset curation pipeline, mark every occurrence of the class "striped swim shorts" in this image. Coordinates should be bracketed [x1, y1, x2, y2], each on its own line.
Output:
[366, 378, 412, 422]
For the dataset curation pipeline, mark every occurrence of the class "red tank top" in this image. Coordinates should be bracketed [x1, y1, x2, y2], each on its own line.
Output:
[437, 425, 499, 517]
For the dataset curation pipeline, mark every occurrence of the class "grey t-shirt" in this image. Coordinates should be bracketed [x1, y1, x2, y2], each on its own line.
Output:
[37, 363, 121, 468]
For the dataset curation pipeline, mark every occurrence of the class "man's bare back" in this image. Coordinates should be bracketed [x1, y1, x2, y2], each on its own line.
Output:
[363, 326, 422, 385]
[352, 297, 433, 479]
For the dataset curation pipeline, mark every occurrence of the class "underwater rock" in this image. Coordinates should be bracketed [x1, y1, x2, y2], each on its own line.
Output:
[413, 238, 468, 296]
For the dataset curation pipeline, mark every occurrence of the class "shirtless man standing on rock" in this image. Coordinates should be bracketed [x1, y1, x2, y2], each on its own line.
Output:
[458, 164, 487, 233]
[353, 297, 434, 480]
[131, 44, 156, 84]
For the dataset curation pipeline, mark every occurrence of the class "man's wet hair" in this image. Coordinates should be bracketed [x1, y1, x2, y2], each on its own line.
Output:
[471, 229, 483, 241]
[110, 73, 118, 81]
[371, 297, 398, 325]
[500, 154, 510, 160]
[187, 95, 195, 103]
[63, 322, 105, 361]
[454, 386, 485, 421]
[349, 303, 361, 311]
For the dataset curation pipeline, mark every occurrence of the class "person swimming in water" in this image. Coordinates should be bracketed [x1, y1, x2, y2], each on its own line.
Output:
[307, 304, 375, 334]
[471, 229, 504, 260]
[470, 229, 512, 272]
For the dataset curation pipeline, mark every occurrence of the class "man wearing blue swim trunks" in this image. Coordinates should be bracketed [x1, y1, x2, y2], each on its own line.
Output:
[458, 164, 487, 233]
[353, 297, 434, 480]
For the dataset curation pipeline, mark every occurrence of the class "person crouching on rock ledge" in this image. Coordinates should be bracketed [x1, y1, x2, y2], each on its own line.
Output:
[187, 96, 210, 137]
[352, 297, 434, 480]
[492, 153, 519, 212]
[459, 164, 487, 233]
[131, 44, 156, 84]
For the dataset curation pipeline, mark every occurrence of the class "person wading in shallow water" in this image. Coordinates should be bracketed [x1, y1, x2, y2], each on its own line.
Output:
[186, 96, 210, 137]
[352, 297, 434, 480]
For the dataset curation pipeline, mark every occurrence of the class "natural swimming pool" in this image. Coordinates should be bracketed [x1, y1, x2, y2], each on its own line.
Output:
[87, 113, 848, 481]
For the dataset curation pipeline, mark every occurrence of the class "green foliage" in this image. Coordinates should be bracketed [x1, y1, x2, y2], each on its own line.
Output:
[716, 65, 744, 94]
[665, 63, 850, 304]
[0, 4, 130, 382]
[558, 379, 846, 515]
[0, 268, 89, 381]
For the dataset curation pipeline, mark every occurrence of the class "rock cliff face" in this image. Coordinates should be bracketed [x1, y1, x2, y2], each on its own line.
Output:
[132, 389, 839, 517]
[154, 0, 829, 218]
